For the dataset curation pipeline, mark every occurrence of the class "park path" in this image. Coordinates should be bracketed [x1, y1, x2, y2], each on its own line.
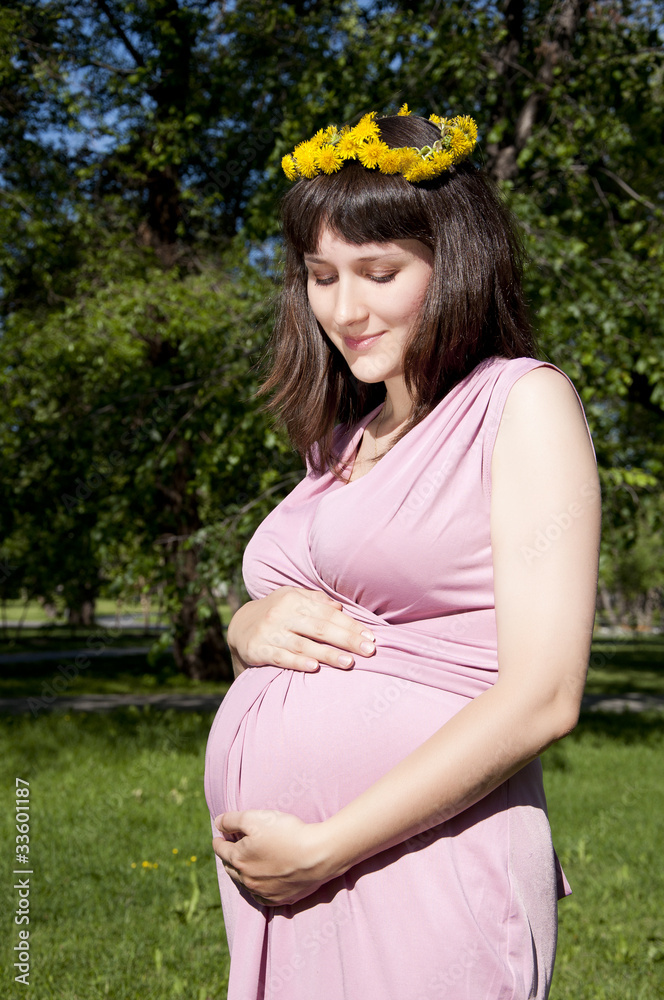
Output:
[0, 646, 160, 664]
[0, 692, 223, 714]
[1, 627, 662, 715]
[0, 691, 663, 716]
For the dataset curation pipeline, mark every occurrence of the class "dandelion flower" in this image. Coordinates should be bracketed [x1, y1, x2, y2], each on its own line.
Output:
[335, 131, 361, 158]
[449, 129, 474, 157]
[172, 848, 179, 855]
[398, 103, 411, 116]
[131, 862, 137, 869]
[428, 150, 454, 172]
[429, 114, 446, 127]
[190, 855, 197, 863]
[395, 148, 420, 174]
[402, 161, 428, 183]
[451, 115, 478, 142]
[293, 141, 319, 178]
[358, 140, 390, 169]
[281, 154, 299, 181]
[352, 113, 380, 143]
[315, 145, 344, 174]
[375, 148, 402, 174]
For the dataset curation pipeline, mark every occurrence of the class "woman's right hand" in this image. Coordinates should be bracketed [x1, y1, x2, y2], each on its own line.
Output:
[226, 586, 376, 677]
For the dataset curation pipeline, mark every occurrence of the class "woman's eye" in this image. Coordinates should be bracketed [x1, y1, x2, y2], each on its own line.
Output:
[311, 275, 335, 286]
[368, 272, 397, 284]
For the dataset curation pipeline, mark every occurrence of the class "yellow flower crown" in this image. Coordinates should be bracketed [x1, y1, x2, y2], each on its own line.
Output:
[281, 104, 478, 184]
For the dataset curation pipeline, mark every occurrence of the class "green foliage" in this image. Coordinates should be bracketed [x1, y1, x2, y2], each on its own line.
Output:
[1, 1, 664, 672]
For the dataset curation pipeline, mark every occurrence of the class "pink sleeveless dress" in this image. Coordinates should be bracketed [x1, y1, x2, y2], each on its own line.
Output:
[205, 355, 591, 1000]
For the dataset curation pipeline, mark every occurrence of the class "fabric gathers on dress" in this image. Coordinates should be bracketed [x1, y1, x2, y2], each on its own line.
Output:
[205, 355, 594, 1000]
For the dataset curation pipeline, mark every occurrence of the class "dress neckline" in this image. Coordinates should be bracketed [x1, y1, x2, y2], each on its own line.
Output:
[337, 356, 501, 488]
[340, 402, 386, 486]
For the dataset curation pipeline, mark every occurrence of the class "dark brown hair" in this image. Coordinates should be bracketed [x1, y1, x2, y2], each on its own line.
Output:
[260, 114, 536, 475]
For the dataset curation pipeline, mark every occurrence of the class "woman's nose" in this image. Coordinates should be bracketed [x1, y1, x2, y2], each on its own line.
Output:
[332, 278, 369, 328]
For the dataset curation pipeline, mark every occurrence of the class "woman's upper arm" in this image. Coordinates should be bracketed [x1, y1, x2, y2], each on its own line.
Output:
[490, 366, 601, 731]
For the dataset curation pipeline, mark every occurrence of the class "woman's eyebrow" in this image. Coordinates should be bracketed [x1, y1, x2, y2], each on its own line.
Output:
[304, 253, 402, 264]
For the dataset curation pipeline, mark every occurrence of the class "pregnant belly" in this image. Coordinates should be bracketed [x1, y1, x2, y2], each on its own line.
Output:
[204, 661, 469, 823]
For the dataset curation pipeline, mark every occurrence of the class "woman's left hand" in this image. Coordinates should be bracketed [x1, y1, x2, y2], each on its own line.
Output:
[211, 810, 337, 907]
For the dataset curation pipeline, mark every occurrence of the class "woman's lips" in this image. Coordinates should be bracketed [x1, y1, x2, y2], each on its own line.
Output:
[344, 332, 385, 352]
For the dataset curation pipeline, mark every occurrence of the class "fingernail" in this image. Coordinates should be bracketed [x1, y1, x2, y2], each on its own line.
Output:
[305, 659, 319, 671]
[360, 641, 375, 655]
[361, 630, 375, 641]
[338, 654, 353, 667]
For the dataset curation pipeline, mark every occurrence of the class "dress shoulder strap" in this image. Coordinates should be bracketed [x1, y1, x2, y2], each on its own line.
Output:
[480, 357, 596, 501]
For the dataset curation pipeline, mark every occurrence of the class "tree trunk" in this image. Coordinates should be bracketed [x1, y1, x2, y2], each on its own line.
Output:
[598, 585, 618, 628]
[66, 579, 97, 627]
[487, 0, 588, 182]
[67, 600, 96, 627]
[172, 589, 231, 681]
[158, 439, 233, 681]
[171, 554, 232, 681]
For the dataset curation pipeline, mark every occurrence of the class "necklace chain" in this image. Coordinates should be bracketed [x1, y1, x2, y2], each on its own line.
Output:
[373, 402, 389, 460]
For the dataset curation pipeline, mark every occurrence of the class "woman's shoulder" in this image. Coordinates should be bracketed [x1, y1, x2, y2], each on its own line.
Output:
[502, 362, 579, 403]
[497, 360, 588, 428]
[495, 361, 596, 465]
[480, 356, 591, 438]
[477, 357, 596, 500]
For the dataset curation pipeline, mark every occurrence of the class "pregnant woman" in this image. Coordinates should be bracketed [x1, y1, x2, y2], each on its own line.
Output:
[204, 107, 601, 999]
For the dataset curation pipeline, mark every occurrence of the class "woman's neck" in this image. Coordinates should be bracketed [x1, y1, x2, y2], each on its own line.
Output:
[381, 374, 413, 429]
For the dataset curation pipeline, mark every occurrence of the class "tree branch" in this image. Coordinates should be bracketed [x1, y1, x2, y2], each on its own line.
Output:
[87, 59, 136, 76]
[93, 0, 145, 68]
[599, 168, 659, 214]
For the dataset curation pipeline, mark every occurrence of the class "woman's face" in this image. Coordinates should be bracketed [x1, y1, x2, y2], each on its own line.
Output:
[304, 227, 434, 386]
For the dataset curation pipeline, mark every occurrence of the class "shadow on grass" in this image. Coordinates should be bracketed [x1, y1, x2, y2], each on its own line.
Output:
[585, 634, 664, 698]
[571, 709, 664, 745]
[0, 649, 234, 698]
[1, 705, 219, 778]
[0, 624, 167, 654]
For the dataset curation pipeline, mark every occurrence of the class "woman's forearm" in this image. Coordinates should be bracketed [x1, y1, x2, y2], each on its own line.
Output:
[319, 676, 578, 879]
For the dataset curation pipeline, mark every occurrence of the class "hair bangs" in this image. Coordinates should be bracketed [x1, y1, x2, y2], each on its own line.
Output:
[281, 164, 435, 256]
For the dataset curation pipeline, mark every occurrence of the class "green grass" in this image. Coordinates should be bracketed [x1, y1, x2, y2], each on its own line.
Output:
[543, 714, 664, 999]
[1, 708, 229, 1000]
[0, 705, 663, 999]
[0, 597, 169, 625]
